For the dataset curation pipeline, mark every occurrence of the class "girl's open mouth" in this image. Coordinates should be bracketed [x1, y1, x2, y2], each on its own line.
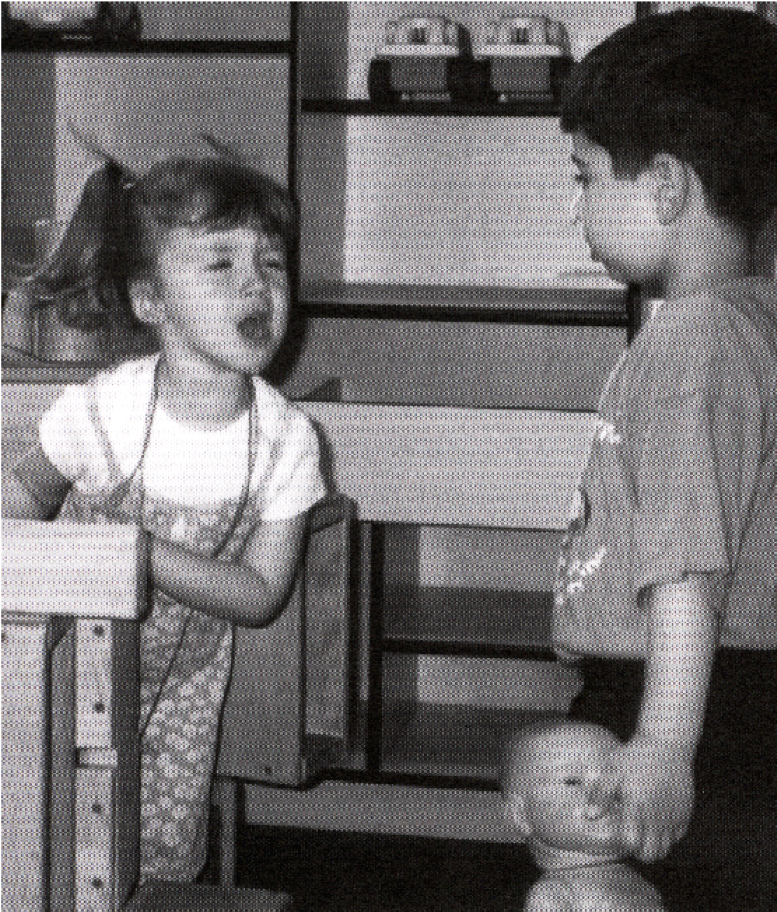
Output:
[237, 314, 271, 343]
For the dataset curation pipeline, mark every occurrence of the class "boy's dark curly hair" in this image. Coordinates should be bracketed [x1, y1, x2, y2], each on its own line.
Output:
[561, 5, 777, 234]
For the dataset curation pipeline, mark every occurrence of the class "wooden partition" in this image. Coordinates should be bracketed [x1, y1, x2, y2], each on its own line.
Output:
[2, 522, 145, 912]
[216, 496, 354, 786]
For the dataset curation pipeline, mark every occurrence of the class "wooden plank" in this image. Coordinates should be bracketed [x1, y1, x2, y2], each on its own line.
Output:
[126, 882, 292, 912]
[300, 403, 595, 528]
[2, 616, 50, 912]
[50, 622, 77, 912]
[4, 385, 594, 530]
[216, 582, 305, 784]
[382, 586, 553, 657]
[75, 619, 140, 907]
[75, 767, 113, 912]
[109, 621, 140, 911]
[76, 620, 114, 748]
[2, 521, 147, 619]
[304, 498, 353, 742]
[243, 780, 515, 843]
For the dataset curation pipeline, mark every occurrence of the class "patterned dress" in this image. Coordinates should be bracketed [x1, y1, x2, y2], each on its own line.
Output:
[33, 355, 326, 882]
[64, 485, 243, 881]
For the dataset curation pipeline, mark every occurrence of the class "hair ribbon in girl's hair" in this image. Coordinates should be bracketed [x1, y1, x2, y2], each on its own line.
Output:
[68, 121, 138, 185]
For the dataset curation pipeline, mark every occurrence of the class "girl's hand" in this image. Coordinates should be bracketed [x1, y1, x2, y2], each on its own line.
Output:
[587, 733, 695, 863]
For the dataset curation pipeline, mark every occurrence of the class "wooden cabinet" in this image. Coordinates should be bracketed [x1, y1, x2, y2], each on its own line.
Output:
[296, 1, 640, 335]
[288, 3, 640, 790]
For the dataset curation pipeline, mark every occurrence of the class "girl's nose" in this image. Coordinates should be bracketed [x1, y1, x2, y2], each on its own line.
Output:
[243, 267, 269, 295]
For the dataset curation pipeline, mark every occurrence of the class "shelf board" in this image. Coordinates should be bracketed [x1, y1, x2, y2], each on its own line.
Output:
[2, 36, 294, 54]
[325, 701, 555, 787]
[298, 282, 628, 326]
[382, 586, 555, 660]
[380, 703, 554, 784]
[302, 99, 560, 117]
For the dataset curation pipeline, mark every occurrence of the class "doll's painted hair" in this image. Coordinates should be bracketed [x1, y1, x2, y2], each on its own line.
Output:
[560, 5, 777, 233]
[27, 156, 296, 333]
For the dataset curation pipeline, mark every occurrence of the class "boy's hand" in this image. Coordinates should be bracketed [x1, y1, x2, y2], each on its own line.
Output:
[588, 733, 695, 863]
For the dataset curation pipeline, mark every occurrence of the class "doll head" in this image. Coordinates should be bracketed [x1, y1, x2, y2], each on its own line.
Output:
[502, 719, 628, 870]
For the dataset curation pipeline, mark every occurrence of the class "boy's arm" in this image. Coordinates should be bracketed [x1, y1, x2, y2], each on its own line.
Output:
[148, 511, 309, 628]
[593, 573, 718, 863]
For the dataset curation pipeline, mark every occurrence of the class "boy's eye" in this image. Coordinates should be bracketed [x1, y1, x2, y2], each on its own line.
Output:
[208, 258, 233, 271]
[563, 776, 582, 786]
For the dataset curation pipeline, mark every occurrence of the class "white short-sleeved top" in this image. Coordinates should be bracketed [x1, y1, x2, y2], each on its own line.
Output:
[39, 355, 327, 528]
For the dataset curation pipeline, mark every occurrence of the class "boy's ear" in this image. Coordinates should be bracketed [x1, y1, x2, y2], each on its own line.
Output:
[129, 279, 164, 326]
[650, 153, 689, 226]
[504, 795, 533, 842]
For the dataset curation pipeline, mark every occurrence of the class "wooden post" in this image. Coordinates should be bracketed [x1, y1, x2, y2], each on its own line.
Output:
[2, 522, 146, 912]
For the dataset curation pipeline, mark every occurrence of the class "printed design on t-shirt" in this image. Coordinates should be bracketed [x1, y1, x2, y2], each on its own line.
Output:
[594, 416, 622, 446]
[140, 491, 258, 555]
[555, 487, 598, 607]
[554, 409, 624, 612]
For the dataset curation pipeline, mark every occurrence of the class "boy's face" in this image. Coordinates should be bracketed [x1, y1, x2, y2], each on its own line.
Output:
[516, 727, 626, 856]
[139, 225, 289, 376]
[570, 132, 663, 287]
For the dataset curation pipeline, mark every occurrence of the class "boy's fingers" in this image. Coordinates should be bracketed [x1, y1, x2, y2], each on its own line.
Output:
[621, 804, 644, 856]
[592, 758, 621, 802]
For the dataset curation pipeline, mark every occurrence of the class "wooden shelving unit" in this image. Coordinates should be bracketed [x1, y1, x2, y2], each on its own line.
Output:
[295, 5, 639, 785]
[299, 280, 635, 329]
[302, 98, 561, 116]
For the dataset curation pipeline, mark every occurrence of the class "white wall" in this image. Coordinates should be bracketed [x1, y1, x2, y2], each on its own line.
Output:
[54, 54, 289, 222]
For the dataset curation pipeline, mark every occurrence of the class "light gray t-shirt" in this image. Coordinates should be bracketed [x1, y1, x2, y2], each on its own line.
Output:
[554, 278, 777, 656]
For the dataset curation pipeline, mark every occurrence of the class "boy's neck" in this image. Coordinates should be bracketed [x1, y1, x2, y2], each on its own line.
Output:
[528, 838, 623, 873]
[657, 217, 751, 301]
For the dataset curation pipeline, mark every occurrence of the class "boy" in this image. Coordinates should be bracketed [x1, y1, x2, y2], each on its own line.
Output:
[552, 7, 777, 911]
[502, 719, 665, 912]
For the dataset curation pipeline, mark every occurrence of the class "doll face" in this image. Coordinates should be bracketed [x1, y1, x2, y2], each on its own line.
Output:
[518, 726, 626, 856]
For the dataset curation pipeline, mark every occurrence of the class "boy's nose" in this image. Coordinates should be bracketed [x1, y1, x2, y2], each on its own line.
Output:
[570, 185, 583, 224]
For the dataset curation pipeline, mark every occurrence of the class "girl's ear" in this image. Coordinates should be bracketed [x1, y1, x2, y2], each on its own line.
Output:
[650, 153, 690, 226]
[129, 279, 164, 326]
[504, 795, 533, 842]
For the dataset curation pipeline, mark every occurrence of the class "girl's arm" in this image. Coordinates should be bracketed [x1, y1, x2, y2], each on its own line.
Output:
[590, 573, 718, 863]
[3, 445, 71, 519]
[148, 511, 309, 628]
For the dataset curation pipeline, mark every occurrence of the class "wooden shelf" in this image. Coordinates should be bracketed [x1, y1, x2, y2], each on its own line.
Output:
[302, 99, 560, 117]
[298, 282, 630, 326]
[382, 586, 554, 660]
[380, 703, 552, 784]
[324, 701, 554, 786]
[1, 36, 294, 54]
